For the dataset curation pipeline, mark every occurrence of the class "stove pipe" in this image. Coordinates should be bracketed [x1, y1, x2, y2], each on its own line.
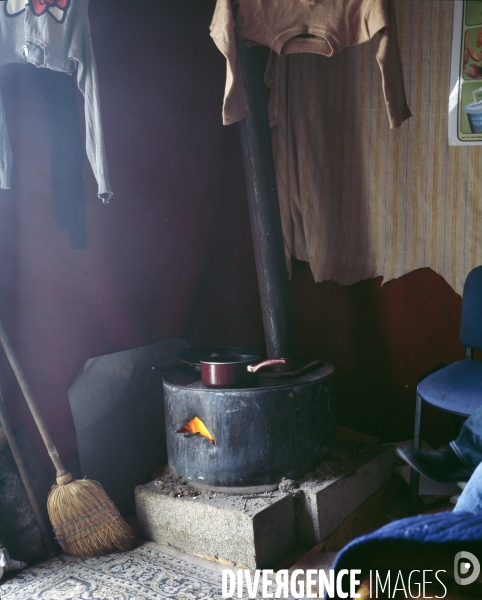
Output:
[236, 39, 296, 361]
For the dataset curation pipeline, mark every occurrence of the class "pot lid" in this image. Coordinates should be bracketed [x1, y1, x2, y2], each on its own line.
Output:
[177, 346, 259, 367]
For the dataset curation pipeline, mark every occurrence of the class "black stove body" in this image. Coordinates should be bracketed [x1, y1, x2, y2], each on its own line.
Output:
[163, 363, 336, 490]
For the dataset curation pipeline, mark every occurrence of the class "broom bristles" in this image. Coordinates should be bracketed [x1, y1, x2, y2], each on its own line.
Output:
[47, 478, 134, 557]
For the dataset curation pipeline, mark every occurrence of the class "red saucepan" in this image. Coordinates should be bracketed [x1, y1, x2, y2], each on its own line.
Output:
[177, 346, 255, 372]
[200, 355, 288, 388]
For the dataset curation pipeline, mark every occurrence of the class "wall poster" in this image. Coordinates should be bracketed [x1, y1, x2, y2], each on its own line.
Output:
[449, 0, 482, 145]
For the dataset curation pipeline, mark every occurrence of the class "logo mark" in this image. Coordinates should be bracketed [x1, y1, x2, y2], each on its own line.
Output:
[454, 551, 480, 586]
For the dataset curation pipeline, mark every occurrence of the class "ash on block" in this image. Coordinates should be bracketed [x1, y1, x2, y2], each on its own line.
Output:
[136, 442, 395, 570]
[136, 479, 295, 571]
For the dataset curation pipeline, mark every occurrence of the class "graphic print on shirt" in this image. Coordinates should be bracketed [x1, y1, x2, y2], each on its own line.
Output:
[4, 0, 70, 24]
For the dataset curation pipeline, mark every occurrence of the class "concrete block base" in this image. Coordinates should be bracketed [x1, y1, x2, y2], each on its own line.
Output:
[135, 482, 295, 570]
[297, 444, 396, 546]
[136, 443, 396, 568]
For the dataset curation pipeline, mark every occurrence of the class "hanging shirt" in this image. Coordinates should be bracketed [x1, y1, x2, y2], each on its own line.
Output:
[0, 0, 112, 202]
[210, 0, 411, 129]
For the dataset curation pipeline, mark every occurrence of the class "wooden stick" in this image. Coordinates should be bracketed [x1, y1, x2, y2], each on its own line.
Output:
[0, 319, 69, 481]
[0, 423, 7, 452]
[0, 392, 56, 557]
[0, 319, 133, 558]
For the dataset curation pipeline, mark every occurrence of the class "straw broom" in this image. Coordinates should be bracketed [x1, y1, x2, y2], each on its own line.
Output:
[0, 318, 133, 557]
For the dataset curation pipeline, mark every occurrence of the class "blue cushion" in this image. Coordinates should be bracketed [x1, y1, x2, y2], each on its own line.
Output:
[460, 265, 482, 349]
[418, 360, 482, 416]
[330, 512, 482, 599]
[334, 511, 482, 567]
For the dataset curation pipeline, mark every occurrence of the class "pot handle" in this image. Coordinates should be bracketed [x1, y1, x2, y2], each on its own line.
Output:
[247, 358, 288, 373]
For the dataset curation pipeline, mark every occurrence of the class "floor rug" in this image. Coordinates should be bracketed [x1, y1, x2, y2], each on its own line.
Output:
[0, 542, 231, 600]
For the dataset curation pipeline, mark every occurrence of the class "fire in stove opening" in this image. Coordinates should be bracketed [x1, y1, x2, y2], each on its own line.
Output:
[176, 416, 215, 445]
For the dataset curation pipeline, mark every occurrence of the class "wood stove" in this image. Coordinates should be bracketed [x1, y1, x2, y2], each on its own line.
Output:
[161, 42, 339, 494]
[163, 363, 335, 491]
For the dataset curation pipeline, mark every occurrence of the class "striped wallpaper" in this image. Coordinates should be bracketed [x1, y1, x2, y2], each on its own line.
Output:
[268, 0, 481, 295]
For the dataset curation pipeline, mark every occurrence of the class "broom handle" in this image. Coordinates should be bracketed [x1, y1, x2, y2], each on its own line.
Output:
[0, 392, 57, 557]
[0, 318, 70, 480]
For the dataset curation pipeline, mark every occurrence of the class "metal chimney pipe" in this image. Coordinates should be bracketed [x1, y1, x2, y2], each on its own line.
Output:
[236, 40, 296, 360]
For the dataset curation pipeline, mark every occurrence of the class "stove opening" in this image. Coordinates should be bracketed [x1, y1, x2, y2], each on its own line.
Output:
[176, 417, 215, 445]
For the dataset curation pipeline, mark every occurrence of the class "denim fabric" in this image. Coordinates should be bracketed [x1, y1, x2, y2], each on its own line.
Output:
[454, 462, 482, 513]
[450, 405, 482, 512]
[451, 403, 482, 470]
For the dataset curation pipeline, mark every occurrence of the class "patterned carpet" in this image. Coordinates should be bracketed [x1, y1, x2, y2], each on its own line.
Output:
[0, 542, 233, 599]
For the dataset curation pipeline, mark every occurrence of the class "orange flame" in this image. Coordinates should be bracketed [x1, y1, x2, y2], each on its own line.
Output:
[177, 417, 214, 444]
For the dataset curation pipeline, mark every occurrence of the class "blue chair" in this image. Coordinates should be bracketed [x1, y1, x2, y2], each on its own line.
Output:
[409, 265, 482, 514]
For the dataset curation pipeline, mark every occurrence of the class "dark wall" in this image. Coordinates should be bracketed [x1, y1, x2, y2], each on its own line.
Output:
[0, 0, 465, 471]
[0, 0, 263, 468]
[290, 263, 466, 446]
